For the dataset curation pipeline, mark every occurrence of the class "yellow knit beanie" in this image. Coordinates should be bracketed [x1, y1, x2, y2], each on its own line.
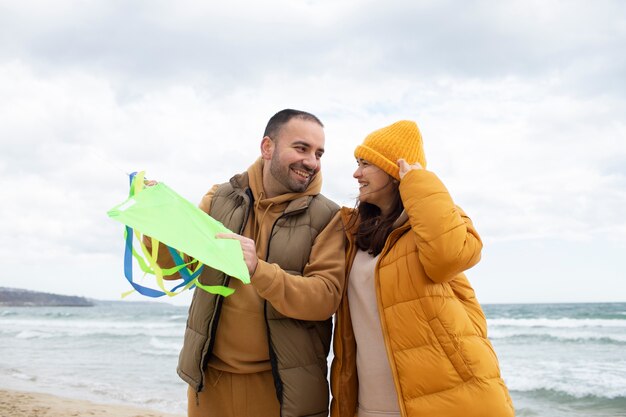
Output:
[354, 120, 426, 180]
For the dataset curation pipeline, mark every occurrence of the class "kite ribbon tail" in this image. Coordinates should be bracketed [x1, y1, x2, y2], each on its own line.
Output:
[123, 225, 166, 298]
[167, 247, 201, 292]
[136, 234, 182, 297]
[194, 280, 235, 297]
[167, 247, 235, 297]
[122, 227, 198, 298]
[120, 171, 171, 298]
[130, 171, 145, 197]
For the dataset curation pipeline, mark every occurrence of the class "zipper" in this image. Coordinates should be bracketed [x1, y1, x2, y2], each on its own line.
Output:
[264, 204, 311, 417]
[374, 226, 410, 417]
[263, 208, 288, 414]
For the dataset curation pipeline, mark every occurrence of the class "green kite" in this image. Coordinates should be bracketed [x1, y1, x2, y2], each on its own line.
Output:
[107, 171, 250, 298]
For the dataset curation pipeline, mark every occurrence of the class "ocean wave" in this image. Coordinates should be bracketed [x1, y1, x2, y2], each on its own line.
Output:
[488, 317, 626, 328]
[2, 368, 37, 382]
[8, 327, 182, 339]
[148, 336, 181, 350]
[43, 311, 76, 318]
[504, 362, 626, 400]
[2, 318, 184, 339]
[15, 330, 54, 339]
[140, 336, 181, 356]
[1, 318, 181, 330]
[511, 387, 626, 404]
[137, 348, 179, 357]
[509, 380, 626, 401]
[489, 331, 626, 344]
[18, 373, 187, 415]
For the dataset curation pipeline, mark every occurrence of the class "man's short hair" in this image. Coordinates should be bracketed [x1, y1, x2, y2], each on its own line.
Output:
[263, 109, 324, 140]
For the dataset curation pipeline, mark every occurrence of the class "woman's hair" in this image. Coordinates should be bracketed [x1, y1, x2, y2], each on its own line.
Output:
[348, 182, 404, 256]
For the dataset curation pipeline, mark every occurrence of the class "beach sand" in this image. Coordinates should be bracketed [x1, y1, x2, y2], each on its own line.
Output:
[0, 389, 185, 417]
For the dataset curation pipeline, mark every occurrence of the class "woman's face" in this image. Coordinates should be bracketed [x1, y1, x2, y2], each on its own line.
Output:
[353, 158, 396, 213]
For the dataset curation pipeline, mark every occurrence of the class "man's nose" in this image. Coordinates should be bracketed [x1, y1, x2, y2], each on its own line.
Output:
[302, 153, 319, 170]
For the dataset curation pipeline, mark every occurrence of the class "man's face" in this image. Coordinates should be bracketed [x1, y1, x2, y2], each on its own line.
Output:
[263, 118, 325, 195]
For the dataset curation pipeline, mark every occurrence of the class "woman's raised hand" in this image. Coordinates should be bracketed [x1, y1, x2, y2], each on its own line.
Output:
[397, 159, 423, 179]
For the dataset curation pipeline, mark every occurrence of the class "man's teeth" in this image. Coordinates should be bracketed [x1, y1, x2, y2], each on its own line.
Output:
[293, 168, 310, 178]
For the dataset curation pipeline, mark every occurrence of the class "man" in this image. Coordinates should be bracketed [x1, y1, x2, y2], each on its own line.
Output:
[150, 109, 345, 417]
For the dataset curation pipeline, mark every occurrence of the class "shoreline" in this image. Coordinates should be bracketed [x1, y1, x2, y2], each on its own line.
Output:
[0, 388, 185, 417]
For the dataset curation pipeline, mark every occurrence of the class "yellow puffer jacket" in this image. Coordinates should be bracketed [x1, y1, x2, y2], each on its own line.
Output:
[330, 169, 514, 417]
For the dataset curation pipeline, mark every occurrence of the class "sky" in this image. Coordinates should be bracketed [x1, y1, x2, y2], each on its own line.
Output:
[1, 0, 625, 305]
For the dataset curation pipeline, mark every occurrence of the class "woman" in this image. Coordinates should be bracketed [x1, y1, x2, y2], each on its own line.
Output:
[330, 121, 514, 417]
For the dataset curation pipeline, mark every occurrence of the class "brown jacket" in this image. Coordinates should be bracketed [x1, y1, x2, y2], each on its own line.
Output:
[170, 159, 345, 417]
[331, 169, 514, 417]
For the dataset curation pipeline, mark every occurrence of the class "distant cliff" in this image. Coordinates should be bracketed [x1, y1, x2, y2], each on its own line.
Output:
[0, 287, 94, 307]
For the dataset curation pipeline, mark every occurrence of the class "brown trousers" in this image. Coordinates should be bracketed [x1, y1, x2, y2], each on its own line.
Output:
[187, 367, 280, 417]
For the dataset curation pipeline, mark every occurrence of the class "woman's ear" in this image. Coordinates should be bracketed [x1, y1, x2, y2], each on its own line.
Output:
[260, 136, 274, 160]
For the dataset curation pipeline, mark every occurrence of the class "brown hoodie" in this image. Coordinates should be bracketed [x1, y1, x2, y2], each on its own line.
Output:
[189, 158, 345, 374]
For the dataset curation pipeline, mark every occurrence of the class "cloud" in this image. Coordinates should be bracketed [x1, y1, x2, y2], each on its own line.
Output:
[2, 61, 624, 260]
[1, 0, 625, 301]
[3, 0, 624, 93]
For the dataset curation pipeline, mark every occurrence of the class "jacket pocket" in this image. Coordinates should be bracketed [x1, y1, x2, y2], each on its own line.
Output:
[429, 317, 473, 381]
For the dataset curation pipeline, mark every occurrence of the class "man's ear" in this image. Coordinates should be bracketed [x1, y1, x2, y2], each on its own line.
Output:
[260, 136, 274, 160]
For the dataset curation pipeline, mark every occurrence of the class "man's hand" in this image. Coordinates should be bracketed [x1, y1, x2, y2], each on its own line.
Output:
[397, 158, 423, 179]
[216, 233, 259, 276]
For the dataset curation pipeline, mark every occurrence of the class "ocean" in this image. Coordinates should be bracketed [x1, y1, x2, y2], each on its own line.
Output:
[1, 301, 625, 416]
